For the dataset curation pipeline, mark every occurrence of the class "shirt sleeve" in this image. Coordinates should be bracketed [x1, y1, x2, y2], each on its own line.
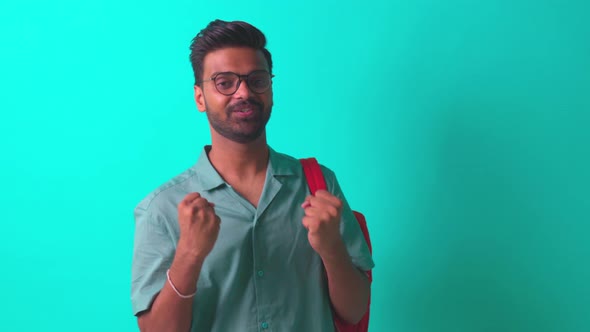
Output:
[323, 166, 375, 272]
[130, 208, 176, 315]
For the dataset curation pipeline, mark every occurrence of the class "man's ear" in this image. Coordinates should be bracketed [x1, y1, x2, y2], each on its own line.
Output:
[194, 85, 206, 113]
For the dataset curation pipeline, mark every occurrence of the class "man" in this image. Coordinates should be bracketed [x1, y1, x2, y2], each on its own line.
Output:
[131, 19, 374, 332]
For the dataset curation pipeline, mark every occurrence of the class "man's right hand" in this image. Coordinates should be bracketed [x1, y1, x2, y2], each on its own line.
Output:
[137, 193, 220, 332]
[176, 192, 221, 262]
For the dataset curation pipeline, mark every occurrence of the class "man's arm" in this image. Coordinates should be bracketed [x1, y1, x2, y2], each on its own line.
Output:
[137, 193, 220, 332]
[321, 240, 370, 323]
[301, 190, 370, 323]
[137, 252, 203, 332]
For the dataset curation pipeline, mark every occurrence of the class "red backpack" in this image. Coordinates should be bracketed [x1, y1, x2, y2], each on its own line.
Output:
[300, 158, 373, 332]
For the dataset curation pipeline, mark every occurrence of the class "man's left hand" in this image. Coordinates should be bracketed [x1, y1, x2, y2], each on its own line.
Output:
[301, 190, 345, 259]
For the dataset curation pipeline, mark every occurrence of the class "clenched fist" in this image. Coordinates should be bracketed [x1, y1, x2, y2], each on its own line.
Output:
[176, 192, 221, 261]
[301, 190, 345, 259]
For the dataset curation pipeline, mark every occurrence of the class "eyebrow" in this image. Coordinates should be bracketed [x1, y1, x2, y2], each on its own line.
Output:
[209, 71, 231, 78]
[209, 69, 268, 78]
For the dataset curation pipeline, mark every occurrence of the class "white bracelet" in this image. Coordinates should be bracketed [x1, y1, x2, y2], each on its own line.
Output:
[166, 269, 197, 299]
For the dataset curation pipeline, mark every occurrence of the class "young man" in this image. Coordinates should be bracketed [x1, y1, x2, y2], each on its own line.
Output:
[131, 19, 374, 332]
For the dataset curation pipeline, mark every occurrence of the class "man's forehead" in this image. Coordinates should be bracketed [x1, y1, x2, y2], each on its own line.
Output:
[202, 47, 268, 75]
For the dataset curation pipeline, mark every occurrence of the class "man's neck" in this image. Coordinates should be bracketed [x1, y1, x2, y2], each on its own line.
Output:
[207, 134, 269, 182]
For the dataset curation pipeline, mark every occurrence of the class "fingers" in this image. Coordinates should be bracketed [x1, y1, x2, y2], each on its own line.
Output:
[178, 193, 218, 226]
[301, 191, 342, 214]
[302, 216, 312, 230]
[302, 206, 337, 223]
[181, 192, 201, 205]
[301, 191, 342, 235]
[191, 197, 213, 210]
[303, 191, 341, 207]
[302, 216, 325, 232]
[180, 193, 215, 209]
[301, 198, 311, 209]
[314, 190, 342, 208]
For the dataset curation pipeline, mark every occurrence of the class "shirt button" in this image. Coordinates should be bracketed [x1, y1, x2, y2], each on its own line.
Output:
[261, 322, 269, 329]
[257, 270, 264, 277]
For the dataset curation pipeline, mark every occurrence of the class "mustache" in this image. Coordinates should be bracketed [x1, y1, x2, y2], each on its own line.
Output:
[227, 99, 263, 113]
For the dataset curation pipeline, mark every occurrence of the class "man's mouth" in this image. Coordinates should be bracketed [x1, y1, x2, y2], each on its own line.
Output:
[229, 102, 261, 117]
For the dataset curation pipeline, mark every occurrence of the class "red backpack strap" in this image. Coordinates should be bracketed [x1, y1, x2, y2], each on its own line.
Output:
[300, 158, 327, 194]
[300, 157, 372, 260]
[300, 157, 372, 332]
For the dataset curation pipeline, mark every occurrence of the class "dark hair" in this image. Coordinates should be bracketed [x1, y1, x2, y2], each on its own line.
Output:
[189, 20, 273, 86]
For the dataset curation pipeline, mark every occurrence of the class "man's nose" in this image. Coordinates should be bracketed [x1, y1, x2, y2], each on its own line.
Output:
[233, 79, 252, 99]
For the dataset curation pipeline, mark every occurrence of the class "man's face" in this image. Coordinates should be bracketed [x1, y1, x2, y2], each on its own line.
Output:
[194, 47, 273, 144]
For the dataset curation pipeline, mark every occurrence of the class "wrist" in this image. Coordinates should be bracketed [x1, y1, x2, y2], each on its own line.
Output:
[173, 245, 206, 278]
[166, 269, 197, 299]
[176, 239, 209, 264]
[168, 249, 204, 294]
[319, 239, 349, 265]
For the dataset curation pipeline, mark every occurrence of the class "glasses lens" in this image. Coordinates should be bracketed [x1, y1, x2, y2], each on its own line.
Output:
[247, 71, 271, 93]
[214, 73, 239, 95]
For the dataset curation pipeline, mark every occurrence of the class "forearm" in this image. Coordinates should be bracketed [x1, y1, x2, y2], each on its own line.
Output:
[137, 251, 204, 332]
[322, 241, 370, 324]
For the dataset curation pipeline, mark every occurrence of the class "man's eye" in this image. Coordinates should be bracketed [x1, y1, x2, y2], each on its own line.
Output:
[250, 78, 268, 88]
[215, 77, 235, 89]
[216, 79, 234, 89]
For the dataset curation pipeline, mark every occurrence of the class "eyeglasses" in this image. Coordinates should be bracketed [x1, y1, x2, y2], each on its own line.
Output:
[200, 70, 274, 96]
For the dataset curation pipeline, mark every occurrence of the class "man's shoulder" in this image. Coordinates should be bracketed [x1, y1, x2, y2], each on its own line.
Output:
[271, 149, 299, 166]
[271, 148, 338, 188]
[134, 166, 199, 215]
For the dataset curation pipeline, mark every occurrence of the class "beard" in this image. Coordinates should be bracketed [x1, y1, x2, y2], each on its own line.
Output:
[205, 98, 272, 144]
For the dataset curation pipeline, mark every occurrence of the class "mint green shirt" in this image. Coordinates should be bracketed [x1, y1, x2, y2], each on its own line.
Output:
[131, 146, 374, 332]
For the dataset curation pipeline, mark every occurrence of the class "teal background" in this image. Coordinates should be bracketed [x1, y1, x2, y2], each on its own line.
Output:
[1, 0, 589, 331]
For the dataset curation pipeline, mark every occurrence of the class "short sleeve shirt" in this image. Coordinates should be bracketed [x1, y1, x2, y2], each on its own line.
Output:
[131, 146, 374, 332]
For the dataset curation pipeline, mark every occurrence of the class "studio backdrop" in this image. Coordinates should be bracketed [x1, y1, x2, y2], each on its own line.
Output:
[0, 0, 588, 331]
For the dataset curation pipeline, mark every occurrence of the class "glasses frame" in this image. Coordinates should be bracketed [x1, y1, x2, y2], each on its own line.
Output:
[199, 70, 275, 96]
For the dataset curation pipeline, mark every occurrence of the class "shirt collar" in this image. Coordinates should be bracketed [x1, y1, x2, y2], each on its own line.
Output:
[194, 146, 225, 191]
[268, 146, 298, 177]
[194, 145, 298, 191]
